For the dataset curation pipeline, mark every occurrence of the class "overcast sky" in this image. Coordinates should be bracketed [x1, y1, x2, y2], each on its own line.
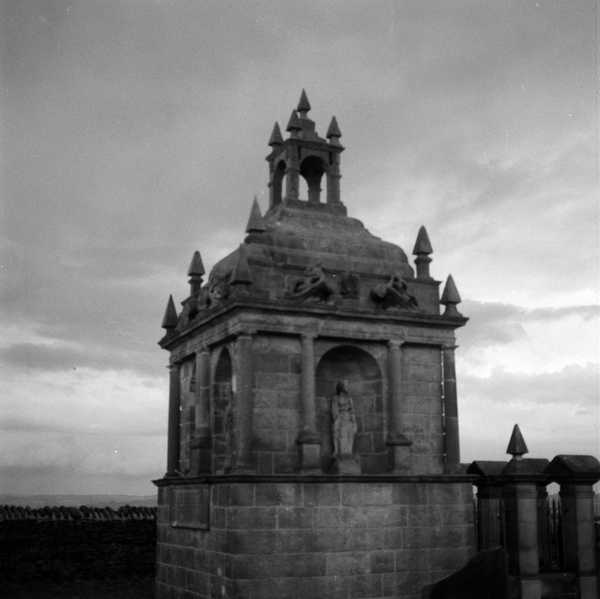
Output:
[1, 0, 598, 495]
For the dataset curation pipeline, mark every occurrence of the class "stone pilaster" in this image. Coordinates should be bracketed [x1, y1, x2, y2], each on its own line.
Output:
[442, 345, 460, 473]
[190, 348, 211, 475]
[166, 363, 181, 477]
[504, 482, 541, 599]
[476, 484, 504, 550]
[560, 483, 598, 599]
[233, 334, 254, 472]
[297, 333, 321, 471]
[386, 339, 411, 472]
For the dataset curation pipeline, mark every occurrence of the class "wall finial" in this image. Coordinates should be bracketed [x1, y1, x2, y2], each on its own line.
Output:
[506, 424, 529, 460]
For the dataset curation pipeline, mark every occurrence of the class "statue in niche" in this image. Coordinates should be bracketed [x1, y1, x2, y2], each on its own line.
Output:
[370, 274, 418, 310]
[331, 380, 361, 474]
[288, 263, 336, 303]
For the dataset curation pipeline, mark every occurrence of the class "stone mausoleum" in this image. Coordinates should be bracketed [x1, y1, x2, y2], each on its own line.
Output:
[153, 92, 600, 599]
[154, 91, 473, 599]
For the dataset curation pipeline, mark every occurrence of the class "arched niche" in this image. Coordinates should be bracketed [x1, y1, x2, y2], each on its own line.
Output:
[300, 155, 326, 203]
[271, 160, 286, 207]
[315, 345, 386, 473]
[212, 347, 233, 473]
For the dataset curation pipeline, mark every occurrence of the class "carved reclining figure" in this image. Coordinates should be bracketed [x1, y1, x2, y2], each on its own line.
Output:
[371, 274, 418, 310]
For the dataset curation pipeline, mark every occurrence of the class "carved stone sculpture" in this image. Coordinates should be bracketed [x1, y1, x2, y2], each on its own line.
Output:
[370, 274, 418, 310]
[288, 263, 336, 303]
[207, 274, 231, 308]
[339, 271, 360, 298]
[331, 380, 361, 474]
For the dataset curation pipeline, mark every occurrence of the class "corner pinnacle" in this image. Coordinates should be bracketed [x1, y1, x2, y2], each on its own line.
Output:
[230, 244, 252, 285]
[161, 295, 178, 329]
[286, 110, 301, 132]
[297, 89, 311, 114]
[187, 250, 205, 277]
[326, 116, 342, 139]
[440, 275, 462, 317]
[506, 424, 529, 459]
[246, 197, 266, 233]
[412, 226, 433, 255]
[268, 122, 283, 146]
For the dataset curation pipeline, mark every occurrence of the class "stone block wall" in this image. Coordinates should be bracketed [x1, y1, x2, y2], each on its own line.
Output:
[401, 345, 444, 474]
[156, 479, 476, 599]
[252, 336, 302, 475]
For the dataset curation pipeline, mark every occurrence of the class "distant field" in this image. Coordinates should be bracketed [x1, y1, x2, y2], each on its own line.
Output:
[4, 579, 154, 599]
[0, 495, 157, 508]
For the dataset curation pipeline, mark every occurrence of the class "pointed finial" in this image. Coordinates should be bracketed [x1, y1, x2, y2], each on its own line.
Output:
[230, 244, 252, 285]
[506, 424, 529, 460]
[412, 226, 433, 255]
[440, 275, 462, 317]
[413, 226, 433, 279]
[297, 89, 311, 116]
[326, 116, 342, 142]
[161, 295, 178, 330]
[187, 251, 205, 277]
[268, 122, 283, 146]
[286, 110, 301, 134]
[246, 197, 266, 233]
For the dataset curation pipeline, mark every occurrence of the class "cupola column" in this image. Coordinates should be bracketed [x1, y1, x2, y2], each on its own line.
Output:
[166, 363, 181, 477]
[326, 153, 341, 205]
[285, 151, 300, 202]
[297, 333, 321, 471]
[233, 333, 255, 472]
[442, 344, 460, 472]
[387, 339, 411, 472]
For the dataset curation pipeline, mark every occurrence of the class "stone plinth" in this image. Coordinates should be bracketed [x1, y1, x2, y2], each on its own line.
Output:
[155, 476, 476, 599]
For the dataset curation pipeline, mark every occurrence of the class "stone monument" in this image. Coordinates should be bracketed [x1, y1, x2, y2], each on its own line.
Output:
[154, 90, 475, 599]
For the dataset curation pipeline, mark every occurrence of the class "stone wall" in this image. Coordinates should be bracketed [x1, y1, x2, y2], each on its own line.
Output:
[252, 336, 302, 475]
[401, 345, 444, 474]
[0, 506, 156, 582]
[156, 479, 476, 599]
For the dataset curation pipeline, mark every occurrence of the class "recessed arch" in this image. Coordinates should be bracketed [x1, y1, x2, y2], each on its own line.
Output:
[212, 346, 233, 473]
[315, 344, 386, 473]
[300, 155, 327, 203]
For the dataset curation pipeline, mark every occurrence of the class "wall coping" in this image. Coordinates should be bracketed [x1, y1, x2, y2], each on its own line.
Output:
[153, 473, 477, 487]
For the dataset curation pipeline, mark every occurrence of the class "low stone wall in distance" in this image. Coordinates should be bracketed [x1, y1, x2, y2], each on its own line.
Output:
[0, 505, 157, 582]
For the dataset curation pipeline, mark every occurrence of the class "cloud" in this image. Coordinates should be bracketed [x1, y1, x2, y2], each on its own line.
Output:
[1, 0, 598, 494]
[458, 301, 600, 349]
